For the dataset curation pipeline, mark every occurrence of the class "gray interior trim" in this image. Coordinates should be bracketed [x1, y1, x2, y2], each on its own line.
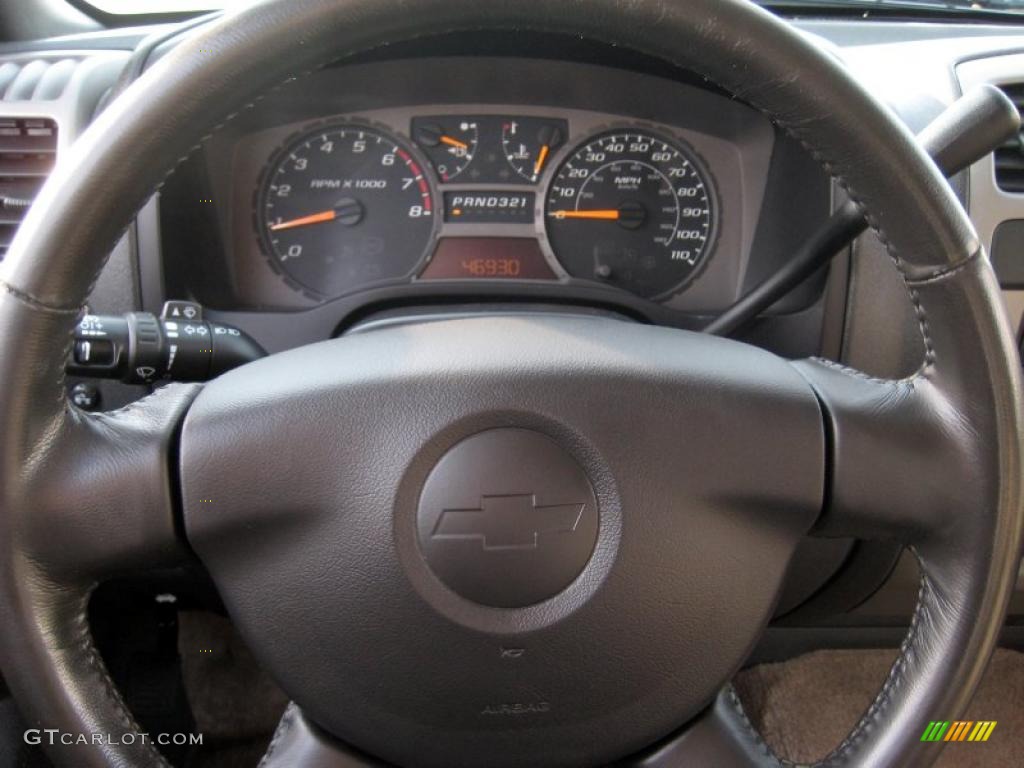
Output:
[0, 50, 128, 151]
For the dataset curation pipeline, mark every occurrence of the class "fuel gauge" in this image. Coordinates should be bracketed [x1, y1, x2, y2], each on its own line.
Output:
[502, 118, 567, 183]
[412, 117, 479, 182]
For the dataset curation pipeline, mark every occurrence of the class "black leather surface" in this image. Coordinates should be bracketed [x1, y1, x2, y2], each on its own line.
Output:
[788, 254, 1024, 767]
[179, 315, 825, 768]
[260, 705, 382, 768]
[0, 289, 200, 768]
[258, 693, 775, 768]
[0, 0, 1019, 766]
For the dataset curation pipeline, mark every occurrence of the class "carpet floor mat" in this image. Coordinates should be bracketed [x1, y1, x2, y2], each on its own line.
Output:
[733, 647, 1024, 767]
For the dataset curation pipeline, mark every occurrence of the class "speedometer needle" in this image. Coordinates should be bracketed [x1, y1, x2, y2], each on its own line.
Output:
[549, 202, 646, 229]
[269, 199, 364, 231]
[548, 209, 621, 220]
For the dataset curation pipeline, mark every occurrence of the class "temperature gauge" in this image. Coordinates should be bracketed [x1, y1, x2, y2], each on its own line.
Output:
[412, 117, 479, 182]
[502, 118, 567, 183]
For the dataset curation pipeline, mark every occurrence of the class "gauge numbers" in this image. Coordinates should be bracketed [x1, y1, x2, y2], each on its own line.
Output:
[259, 125, 435, 299]
[545, 130, 716, 299]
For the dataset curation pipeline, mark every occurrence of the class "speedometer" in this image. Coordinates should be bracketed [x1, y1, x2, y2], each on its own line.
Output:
[258, 124, 435, 299]
[544, 130, 716, 299]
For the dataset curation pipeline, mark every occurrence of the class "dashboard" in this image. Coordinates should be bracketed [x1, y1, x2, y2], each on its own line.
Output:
[156, 56, 830, 342]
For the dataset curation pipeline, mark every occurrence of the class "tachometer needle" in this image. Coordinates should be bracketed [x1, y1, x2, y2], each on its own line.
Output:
[269, 199, 364, 231]
[548, 209, 621, 221]
[533, 144, 551, 176]
[440, 135, 469, 151]
[269, 210, 338, 231]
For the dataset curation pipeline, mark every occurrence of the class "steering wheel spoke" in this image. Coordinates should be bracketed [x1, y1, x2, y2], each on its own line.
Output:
[258, 705, 384, 768]
[39, 386, 200, 580]
[794, 255, 1016, 553]
[791, 360, 969, 545]
[3, 338, 200, 582]
[630, 690, 776, 767]
[258, 693, 773, 768]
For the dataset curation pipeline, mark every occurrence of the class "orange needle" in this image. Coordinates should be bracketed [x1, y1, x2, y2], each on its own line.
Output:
[534, 144, 551, 176]
[269, 209, 337, 231]
[548, 209, 621, 221]
[440, 135, 469, 150]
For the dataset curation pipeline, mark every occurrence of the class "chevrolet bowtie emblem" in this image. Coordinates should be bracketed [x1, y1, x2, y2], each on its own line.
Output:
[432, 494, 586, 551]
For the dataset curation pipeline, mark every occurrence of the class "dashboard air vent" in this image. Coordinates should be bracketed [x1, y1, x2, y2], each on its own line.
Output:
[994, 83, 1024, 193]
[0, 117, 57, 262]
[0, 58, 81, 103]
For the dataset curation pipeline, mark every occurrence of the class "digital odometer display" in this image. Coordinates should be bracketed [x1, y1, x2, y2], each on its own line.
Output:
[545, 130, 716, 299]
[419, 238, 556, 281]
[258, 125, 435, 299]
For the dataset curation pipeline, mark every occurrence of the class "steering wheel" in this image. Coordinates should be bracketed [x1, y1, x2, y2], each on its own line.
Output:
[1, 0, 1022, 766]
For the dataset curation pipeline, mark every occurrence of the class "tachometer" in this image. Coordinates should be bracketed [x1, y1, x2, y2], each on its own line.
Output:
[544, 130, 716, 299]
[258, 124, 435, 299]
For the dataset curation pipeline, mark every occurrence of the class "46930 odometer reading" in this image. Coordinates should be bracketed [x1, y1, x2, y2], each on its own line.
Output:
[545, 130, 717, 299]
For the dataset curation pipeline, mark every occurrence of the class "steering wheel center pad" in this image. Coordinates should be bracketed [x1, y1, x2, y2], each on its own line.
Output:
[180, 316, 824, 768]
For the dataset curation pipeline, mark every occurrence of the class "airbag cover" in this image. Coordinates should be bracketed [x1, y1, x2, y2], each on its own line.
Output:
[180, 315, 823, 768]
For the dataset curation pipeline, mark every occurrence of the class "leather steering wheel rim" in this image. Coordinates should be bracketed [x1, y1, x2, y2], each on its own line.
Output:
[0, 1, 1022, 766]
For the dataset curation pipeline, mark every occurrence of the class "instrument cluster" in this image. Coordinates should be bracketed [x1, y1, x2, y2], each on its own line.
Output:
[253, 110, 720, 303]
[152, 57, 828, 352]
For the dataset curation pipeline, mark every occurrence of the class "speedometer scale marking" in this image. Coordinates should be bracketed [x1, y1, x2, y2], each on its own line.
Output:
[259, 126, 434, 299]
[545, 131, 716, 299]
